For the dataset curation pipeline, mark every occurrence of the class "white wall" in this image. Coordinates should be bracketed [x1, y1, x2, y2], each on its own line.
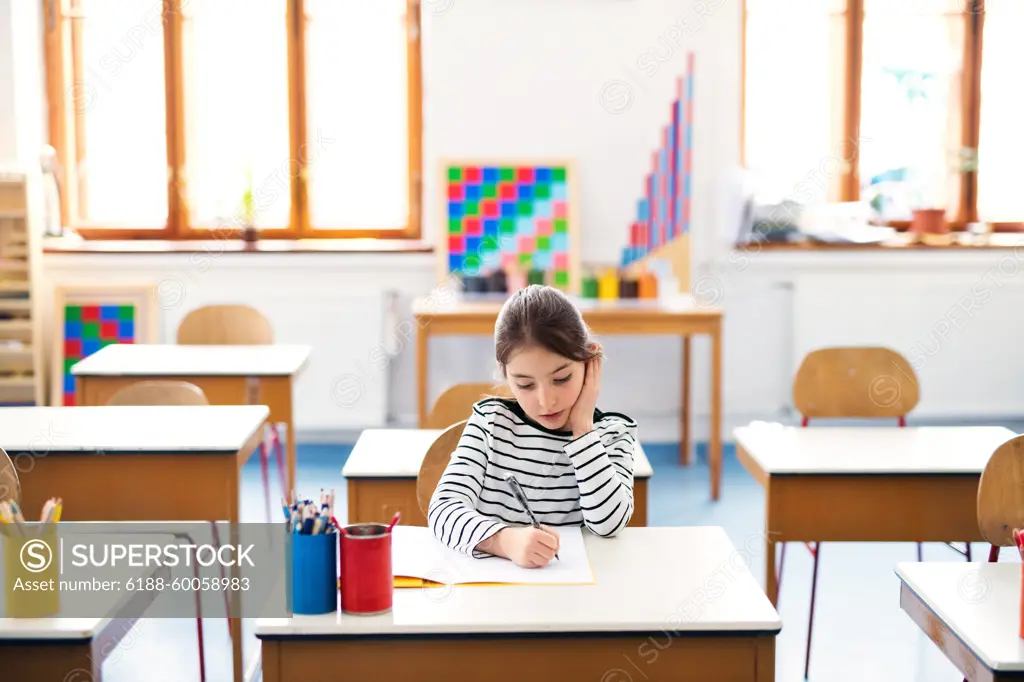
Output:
[421, 0, 738, 268]
[0, 0, 45, 167]
[43, 246, 1024, 446]
[0, 0, 15, 162]
[10, 1, 1024, 446]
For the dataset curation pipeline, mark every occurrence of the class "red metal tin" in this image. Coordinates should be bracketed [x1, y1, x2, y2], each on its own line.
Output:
[339, 523, 394, 615]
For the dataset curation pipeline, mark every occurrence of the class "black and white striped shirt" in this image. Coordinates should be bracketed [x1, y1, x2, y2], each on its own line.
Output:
[428, 397, 638, 557]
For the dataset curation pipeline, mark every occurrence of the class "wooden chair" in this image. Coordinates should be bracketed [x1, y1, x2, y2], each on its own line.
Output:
[176, 304, 285, 523]
[176, 304, 273, 345]
[106, 381, 209, 407]
[783, 346, 968, 680]
[424, 382, 511, 429]
[0, 446, 19, 505]
[416, 419, 468, 519]
[963, 435, 1024, 682]
[101, 379, 217, 681]
[976, 434, 1024, 561]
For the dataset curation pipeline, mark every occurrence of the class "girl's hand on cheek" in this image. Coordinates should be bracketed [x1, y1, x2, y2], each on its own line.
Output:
[569, 347, 601, 438]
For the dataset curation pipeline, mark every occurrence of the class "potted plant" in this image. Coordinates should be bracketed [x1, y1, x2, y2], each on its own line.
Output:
[241, 168, 258, 246]
[910, 146, 977, 245]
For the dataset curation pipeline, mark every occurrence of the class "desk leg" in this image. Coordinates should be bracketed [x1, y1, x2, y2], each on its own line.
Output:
[229, 479, 244, 682]
[417, 325, 429, 427]
[765, 531, 778, 607]
[710, 322, 723, 501]
[681, 335, 691, 465]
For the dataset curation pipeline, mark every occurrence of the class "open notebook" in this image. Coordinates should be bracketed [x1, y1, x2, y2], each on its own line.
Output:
[391, 526, 595, 587]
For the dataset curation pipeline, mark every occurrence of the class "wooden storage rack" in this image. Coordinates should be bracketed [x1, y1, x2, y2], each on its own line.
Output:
[0, 170, 45, 406]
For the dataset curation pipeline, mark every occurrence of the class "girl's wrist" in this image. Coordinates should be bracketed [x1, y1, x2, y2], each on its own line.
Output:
[477, 528, 509, 558]
[573, 422, 593, 439]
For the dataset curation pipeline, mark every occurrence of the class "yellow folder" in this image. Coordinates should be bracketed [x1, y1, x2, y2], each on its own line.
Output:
[392, 575, 595, 589]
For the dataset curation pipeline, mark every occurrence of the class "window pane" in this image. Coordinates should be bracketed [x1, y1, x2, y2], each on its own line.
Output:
[75, 0, 169, 227]
[304, 0, 409, 230]
[744, 0, 847, 205]
[181, 0, 291, 231]
[859, 0, 964, 221]
[977, 2, 1024, 223]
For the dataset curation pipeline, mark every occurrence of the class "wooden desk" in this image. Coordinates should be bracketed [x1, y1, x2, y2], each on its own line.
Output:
[734, 422, 1017, 605]
[414, 296, 725, 499]
[0, 529, 171, 682]
[897, 562, 1024, 681]
[255, 526, 780, 682]
[71, 343, 311, 493]
[0, 405, 268, 682]
[342, 428, 654, 526]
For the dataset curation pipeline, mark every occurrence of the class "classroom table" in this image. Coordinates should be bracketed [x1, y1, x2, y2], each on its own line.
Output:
[896, 562, 1024, 682]
[413, 295, 725, 499]
[255, 526, 781, 682]
[342, 428, 655, 526]
[0, 405, 268, 682]
[70, 343, 311, 494]
[0, 529, 171, 682]
[734, 422, 1017, 605]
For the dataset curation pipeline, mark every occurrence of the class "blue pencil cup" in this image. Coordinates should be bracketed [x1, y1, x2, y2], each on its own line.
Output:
[289, 532, 338, 615]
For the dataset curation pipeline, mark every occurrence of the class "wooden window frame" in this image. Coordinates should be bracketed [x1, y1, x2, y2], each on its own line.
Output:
[741, 0, 1021, 233]
[42, 0, 423, 241]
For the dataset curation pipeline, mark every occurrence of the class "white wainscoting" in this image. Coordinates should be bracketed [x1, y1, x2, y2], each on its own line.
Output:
[41, 245, 1024, 444]
[42, 252, 438, 432]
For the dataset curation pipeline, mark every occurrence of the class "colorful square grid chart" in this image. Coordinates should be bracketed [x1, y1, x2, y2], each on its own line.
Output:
[51, 284, 157, 407]
[61, 305, 136, 406]
[441, 161, 578, 292]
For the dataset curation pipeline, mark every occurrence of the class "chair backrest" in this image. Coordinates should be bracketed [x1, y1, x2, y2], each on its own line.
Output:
[977, 434, 1024, 547]
[417, 419, 468, 518]
[424, 382, 511, 429]
[0, 447, 19, 505]
[792, 346, 920, 420]
[106, 380, 210, 407]
[177, 305, 274, 345]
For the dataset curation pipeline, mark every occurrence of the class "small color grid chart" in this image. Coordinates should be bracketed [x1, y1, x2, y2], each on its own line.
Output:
[62, 304, 135, 406]
[444, 163, 573, 289]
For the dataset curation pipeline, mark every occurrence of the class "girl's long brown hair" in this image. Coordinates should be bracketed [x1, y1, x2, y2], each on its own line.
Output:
[494, 285, 603, 376]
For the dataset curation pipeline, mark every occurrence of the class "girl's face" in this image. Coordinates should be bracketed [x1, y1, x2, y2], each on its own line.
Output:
[503, 344, 585, 431]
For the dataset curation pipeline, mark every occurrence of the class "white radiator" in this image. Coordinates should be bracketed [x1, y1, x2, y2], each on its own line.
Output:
[793, 272, 1024, 420]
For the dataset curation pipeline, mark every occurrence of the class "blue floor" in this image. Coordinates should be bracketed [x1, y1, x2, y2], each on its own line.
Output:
[98, 440, 993, 682]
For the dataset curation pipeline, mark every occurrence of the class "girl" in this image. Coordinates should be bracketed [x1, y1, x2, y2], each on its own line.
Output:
[428, 284, 638, 568]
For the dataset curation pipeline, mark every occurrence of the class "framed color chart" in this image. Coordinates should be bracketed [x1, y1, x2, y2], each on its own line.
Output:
[439, 159, 581, 295]
[51, 284, 158, 406]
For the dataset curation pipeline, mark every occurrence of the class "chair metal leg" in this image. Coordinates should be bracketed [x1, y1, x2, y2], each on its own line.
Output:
[989, 544, 1000, 562]
[270, 424, 287, 501]
[966, 543, 972, 561]
[917, 542, 923, 562]
[191, 557, 207, 682]
[260, 437, 272, 522]
[210, 523, 231, 628]
[805, 543, 821, 679]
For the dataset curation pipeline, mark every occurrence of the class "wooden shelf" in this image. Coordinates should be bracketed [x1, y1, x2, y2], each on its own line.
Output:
[0, 171, 44, 405]
[0, 299, 32, 312]
[0, 319, 33, 335]
[0, 345, 36, 373]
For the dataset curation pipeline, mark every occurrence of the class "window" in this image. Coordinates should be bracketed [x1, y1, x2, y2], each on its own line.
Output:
[743, 0, 1017, 230]
[43, 0, 422, 240]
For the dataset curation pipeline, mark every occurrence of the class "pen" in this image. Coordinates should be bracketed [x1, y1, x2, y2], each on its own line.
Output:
[505, 474, 559, 560]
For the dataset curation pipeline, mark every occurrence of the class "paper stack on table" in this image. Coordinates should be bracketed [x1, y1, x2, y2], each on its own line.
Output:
[391, 526, 594, 587]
